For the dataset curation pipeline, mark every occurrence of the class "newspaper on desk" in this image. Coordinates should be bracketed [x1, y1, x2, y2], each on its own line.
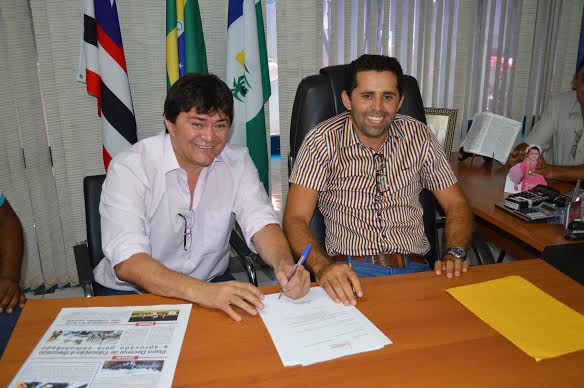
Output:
[9, 304, 191, 388]
[259, 287, 391, 366]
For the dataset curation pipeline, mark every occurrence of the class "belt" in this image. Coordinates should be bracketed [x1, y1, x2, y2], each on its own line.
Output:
[332, 253, 427, 269]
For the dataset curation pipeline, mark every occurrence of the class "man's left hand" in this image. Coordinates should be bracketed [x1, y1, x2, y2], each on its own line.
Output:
[434, 255, 468, 278]
[0, 277, 26, 314]
[275, 263, 310, 299]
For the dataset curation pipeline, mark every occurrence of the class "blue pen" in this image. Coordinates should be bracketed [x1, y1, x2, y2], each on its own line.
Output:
[278, 243, 312, 300]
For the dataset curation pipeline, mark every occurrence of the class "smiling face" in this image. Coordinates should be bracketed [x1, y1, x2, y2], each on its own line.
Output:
[341, 70, 404, 148]
[527, 147, 540, 162]
[165, 107, 230, 173]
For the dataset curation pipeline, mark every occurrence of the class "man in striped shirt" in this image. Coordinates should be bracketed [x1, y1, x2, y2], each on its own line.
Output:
[284, 55, 473, 306]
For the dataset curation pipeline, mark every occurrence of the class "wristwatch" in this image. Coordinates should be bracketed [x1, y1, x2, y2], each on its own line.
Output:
[445, 246, 466, 260]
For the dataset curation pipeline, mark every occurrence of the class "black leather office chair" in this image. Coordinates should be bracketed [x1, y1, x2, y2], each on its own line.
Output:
[75, 174, 258, 297]
[288, 64, 440, 266]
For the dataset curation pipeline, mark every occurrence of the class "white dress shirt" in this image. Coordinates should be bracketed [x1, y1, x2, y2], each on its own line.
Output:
[526, 91, 584, 166]
[93, 131, 278, 291]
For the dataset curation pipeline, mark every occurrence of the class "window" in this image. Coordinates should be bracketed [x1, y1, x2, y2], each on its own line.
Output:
[322, 0, 459, 108]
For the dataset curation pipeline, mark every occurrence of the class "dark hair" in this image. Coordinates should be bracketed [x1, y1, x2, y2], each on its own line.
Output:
[346, 54, 404, 97]
[164, 73, 233, 127]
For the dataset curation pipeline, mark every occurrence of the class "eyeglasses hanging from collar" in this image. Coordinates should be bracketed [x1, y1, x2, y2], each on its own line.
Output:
[374, 153, 389, 193]
[178, 209, 194, 251]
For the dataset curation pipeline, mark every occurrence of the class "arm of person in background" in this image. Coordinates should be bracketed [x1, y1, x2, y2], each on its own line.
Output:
[0, 198, 25, 314]
[432, 185, 473, 278]
[507, 143, 584, 182]
[283, 184, 362, 306]
[507, 95, 559, 167]
[535, 159, 584, 182]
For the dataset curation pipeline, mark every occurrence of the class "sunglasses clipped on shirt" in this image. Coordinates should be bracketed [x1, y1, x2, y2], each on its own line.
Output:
[178, 209, 194, 251]
[374, 153, 389, 193]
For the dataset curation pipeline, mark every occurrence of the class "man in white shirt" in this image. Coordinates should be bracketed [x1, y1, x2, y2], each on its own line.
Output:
[94, 74, 309, 321]
[507, 58, 584, 182]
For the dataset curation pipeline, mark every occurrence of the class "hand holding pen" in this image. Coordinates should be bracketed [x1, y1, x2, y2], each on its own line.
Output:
[278, 243, 312, 300]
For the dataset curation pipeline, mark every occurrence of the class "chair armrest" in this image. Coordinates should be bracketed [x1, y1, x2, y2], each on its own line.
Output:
[73, 243, 95, 297]
[229, 230, 258, 287]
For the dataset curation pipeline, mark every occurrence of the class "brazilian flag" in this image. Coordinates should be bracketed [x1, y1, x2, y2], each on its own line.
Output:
[166, 0, 207, 89]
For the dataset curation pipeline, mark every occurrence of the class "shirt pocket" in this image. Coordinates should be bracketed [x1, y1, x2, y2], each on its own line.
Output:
[388, 156, 420, 198]
[196, 208, 234, 254]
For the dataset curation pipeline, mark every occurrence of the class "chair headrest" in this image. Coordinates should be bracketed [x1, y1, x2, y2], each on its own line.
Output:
[289, 64, 426, 158]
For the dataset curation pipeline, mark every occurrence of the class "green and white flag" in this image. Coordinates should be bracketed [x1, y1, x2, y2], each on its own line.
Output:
[226, 0, 271, 192]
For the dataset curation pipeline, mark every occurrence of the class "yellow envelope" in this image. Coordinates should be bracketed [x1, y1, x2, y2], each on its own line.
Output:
[447, 275, 584, 361]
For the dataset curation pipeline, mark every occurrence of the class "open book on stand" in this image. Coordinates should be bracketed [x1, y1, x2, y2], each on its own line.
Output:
[460, 112, 521, 164]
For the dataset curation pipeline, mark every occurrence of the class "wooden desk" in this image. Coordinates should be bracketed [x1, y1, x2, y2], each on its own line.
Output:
[450, 154, 584, 284]
[2, 260, 583, 387]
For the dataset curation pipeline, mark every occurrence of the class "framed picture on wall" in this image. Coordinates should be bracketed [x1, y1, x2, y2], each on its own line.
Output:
[424, 108, 458, 157]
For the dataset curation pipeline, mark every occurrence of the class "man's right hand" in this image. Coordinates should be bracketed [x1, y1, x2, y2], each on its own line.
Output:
[196, 281, 265, 322]
[0, 277, 26, 314]
[316, 263, 362, 306]
[506, 143, 528, 167]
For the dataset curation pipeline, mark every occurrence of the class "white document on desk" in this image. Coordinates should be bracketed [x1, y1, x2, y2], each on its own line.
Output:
[259, 287, 391, 366]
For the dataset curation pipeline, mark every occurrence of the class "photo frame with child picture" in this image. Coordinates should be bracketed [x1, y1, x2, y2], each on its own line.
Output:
[505, 144, 548, 193]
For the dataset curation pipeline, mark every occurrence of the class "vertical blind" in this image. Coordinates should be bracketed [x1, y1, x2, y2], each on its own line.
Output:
[463, 0, 522, 122]
[323, 0, 460, 110]
[0, 0, 72, 291]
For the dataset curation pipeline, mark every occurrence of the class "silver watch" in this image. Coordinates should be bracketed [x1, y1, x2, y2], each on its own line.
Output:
[445, 247, 466, 260]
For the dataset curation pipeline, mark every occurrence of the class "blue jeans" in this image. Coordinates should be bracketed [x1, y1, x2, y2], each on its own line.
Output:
[97, 270, 236, 295]
[0, 306, 22, 358]
[346, 256, 431, 278]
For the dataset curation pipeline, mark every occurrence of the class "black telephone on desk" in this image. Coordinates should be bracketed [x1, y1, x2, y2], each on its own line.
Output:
[499, 185, 561, 222]
[504, 185, 560, 211]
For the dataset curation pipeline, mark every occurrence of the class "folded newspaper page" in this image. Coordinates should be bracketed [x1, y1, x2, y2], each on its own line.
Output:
[9, 304, 191, 388]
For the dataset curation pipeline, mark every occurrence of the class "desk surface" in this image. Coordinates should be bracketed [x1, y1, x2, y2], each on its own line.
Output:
[2, 260, 584, 387]
[449, 154, 578, 252]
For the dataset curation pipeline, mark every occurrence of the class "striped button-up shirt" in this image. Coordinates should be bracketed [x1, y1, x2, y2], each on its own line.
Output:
[290, 111, 456, 256]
